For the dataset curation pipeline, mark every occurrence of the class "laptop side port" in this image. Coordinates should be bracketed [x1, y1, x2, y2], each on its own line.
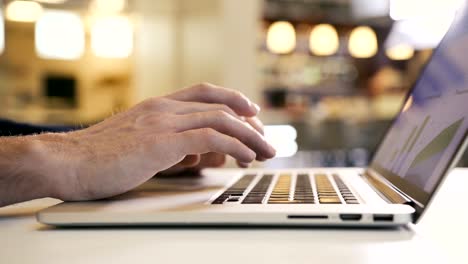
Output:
[373, 214, 394, 222]
[287, 215, 328, 219]
[339, 214, 362, 221]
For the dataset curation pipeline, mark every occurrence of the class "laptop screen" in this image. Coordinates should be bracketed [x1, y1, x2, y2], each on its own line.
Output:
[370, 2, 468, 206]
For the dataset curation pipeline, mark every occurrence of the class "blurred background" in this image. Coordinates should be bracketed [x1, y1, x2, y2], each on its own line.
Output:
[0, 0, 465, 168]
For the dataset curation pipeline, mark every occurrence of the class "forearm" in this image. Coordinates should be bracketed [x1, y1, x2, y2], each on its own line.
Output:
[0, 134, 65, 207]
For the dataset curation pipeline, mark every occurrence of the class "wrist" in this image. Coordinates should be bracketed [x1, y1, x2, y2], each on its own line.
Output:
[27, 132, 78, 201]
[0, 133, 66, 206]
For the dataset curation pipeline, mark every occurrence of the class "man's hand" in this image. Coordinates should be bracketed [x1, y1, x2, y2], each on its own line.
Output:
[0, 83, 275, 206]
[161, 115, 266, 174]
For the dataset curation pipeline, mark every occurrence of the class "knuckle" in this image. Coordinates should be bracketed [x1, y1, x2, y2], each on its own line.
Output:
[199, 127, 217, 139]
[142, 97, 167, 109]
[195, 82, 214, 93]
[136, 113, 163, 126]
[230, 90, 245, 100]
[219, 104, 235, 115]
[233, 90, 243, 97]
[211, 110, 232, 128]
[214, 110, 230, 119]
[148, 112, 161, 120]
[200, 82, 214, 88]
[148, 97, 161, 105]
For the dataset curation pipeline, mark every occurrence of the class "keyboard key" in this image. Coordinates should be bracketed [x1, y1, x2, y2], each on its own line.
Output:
[215, 172, 359, 206]
[268, 174, 292, 203]
[294, 174, 314, 203]
[268, 201, 293, 204]
[212, 174, 256, 204]
[315, 173, 342, 204]
[319, 197, 341, 203]
[332, 174, 360, 204]
[242, 174, 274, 204]
[290, 200, 314, 204]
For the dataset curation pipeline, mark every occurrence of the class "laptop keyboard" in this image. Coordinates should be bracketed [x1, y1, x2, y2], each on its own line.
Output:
[211, 174, 256, 204]
[212, 173, 360, 205]
[333, 174, 359, 204]
[315, 173, 341, 204]
[242, 174, 274, 204]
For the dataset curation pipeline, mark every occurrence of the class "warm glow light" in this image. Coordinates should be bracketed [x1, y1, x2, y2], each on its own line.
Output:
[35, 10, 84, 60]
[90, 0, 126, 14]
[385, 44, 414, 60]
[264, 125, 298, 158]
[389, 0, 464, 20]
[266, 21, 296, 54]
[348, 26, 378, 58]
[6, 1, 43, 22]
[91, 16, 133, 58]
[309, 24, 339, 56]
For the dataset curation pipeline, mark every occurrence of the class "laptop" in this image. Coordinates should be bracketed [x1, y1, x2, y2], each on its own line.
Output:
[38, 2, 468, 227]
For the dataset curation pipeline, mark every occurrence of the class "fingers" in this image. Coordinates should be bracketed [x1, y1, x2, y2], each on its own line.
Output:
[172, 101, 241, 120]
[244, 116, 264, 135]
[237, 161, 251, 168]
[166, 83, 260, 117]
[170, 101, 264, 136]
[174, 111, 276, 159]
[176, 128, 256, 163]
[243, 116, 266, 161]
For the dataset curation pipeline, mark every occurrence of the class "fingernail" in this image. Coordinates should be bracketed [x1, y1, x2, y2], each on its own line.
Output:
[253, 103, 261, 113]
[268, 145, 277, 157]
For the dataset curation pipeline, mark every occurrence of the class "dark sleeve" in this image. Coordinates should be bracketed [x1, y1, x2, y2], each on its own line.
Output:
[0, 119, 77, 137]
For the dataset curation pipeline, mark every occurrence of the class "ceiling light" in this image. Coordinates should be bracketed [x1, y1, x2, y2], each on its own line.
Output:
[35, 10, 85, 60]
[266, 21, 296, 54]
[385, 44, 415, 60]
[6, 0, 43, 23]
[309, 24, 339, 56]
[348, 26, 378, 58]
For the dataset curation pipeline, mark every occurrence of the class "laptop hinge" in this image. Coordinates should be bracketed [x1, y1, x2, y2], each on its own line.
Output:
[362, 169, 414, 205]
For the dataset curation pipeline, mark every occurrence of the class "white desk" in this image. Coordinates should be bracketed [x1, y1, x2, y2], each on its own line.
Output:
[1, 169, 467, 264]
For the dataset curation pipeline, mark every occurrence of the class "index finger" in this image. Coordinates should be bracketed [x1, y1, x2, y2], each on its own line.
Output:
[166, 83, 260, 117]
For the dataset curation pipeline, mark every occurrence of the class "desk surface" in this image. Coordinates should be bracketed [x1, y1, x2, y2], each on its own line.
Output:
[1, 169, 467, 264]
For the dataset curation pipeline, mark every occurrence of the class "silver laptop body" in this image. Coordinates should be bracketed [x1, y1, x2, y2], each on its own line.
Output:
[37, 2, 468, 227]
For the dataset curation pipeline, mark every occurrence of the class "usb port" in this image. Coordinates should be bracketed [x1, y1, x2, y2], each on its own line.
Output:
[373, 214, 394, 222]
[339, 214, 362, 221]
